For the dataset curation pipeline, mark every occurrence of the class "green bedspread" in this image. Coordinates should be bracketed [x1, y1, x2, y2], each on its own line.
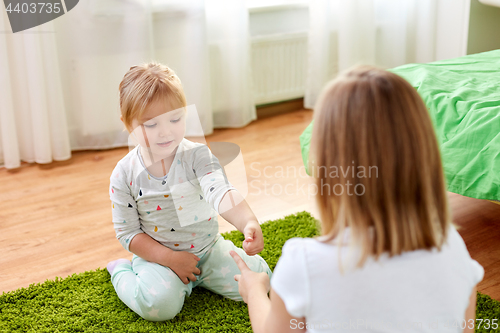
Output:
[300, 50, 500, 201]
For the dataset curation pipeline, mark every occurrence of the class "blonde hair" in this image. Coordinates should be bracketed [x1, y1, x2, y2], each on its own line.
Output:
[311, 65, 451, 268]
[119, 62, 187, 133]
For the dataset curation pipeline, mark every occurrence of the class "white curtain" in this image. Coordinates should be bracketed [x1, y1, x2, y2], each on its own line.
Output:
[305, 0, 441, 109]
[0, 0, 255, 169]
[0, 0, 469, 169]
[0, 18, 71, 169]
[205, 0, 257, 127]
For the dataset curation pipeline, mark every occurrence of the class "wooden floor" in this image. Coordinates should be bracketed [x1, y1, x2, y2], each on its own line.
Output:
[1, 109, 499, 301]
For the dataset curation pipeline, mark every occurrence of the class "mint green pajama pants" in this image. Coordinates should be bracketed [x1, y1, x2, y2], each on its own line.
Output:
[110, 234, 272, 321]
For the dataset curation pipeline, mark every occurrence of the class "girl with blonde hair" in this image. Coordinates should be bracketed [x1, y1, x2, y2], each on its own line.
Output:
[231, 65, 484, 333]
[108, 62, 272, 321]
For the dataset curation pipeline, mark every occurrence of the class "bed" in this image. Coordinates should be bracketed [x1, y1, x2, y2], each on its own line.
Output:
[300, 49, 500, 201]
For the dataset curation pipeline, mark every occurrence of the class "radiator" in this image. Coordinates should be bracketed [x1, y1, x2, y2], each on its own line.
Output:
[251, 32, 308, 105]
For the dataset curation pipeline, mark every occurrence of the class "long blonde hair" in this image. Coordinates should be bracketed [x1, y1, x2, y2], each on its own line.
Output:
[119, 62, 187, 133]
[311, 65, 451, 268]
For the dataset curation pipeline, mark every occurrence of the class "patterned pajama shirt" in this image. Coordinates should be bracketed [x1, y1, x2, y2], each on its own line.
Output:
[109, 138, 272, 321]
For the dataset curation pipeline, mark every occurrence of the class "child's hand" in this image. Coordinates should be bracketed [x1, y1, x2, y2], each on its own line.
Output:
[242, 221, 264, 256]
[230, 250, 270, 304]
[168, 251, 201, 284]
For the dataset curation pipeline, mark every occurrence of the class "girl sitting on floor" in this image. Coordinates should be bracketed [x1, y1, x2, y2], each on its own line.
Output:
[108, 62, 272, 321]
[231, 65, 484, 333]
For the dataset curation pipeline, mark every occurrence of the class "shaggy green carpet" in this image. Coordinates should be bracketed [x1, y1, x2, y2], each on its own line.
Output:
[1, 212, 499, 332]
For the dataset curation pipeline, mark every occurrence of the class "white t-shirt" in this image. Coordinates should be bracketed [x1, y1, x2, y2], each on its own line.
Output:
[271, 226, 484, 333]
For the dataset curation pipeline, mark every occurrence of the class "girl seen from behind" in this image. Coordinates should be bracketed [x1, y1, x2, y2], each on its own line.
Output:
[230, 65, 484, 333]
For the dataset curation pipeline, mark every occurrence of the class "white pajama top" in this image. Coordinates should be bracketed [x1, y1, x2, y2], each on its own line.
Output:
[109, 138, 236, 257]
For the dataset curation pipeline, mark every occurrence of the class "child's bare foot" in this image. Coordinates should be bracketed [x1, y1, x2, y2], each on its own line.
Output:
[107, 258, 131, 275]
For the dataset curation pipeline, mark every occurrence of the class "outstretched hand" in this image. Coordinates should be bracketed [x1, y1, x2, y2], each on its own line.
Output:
[242, 221, 264, 256]
[230, 250, 270, 304]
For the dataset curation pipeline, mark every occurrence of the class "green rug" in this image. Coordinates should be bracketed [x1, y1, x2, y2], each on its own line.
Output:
[1, 212, 499, 332]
